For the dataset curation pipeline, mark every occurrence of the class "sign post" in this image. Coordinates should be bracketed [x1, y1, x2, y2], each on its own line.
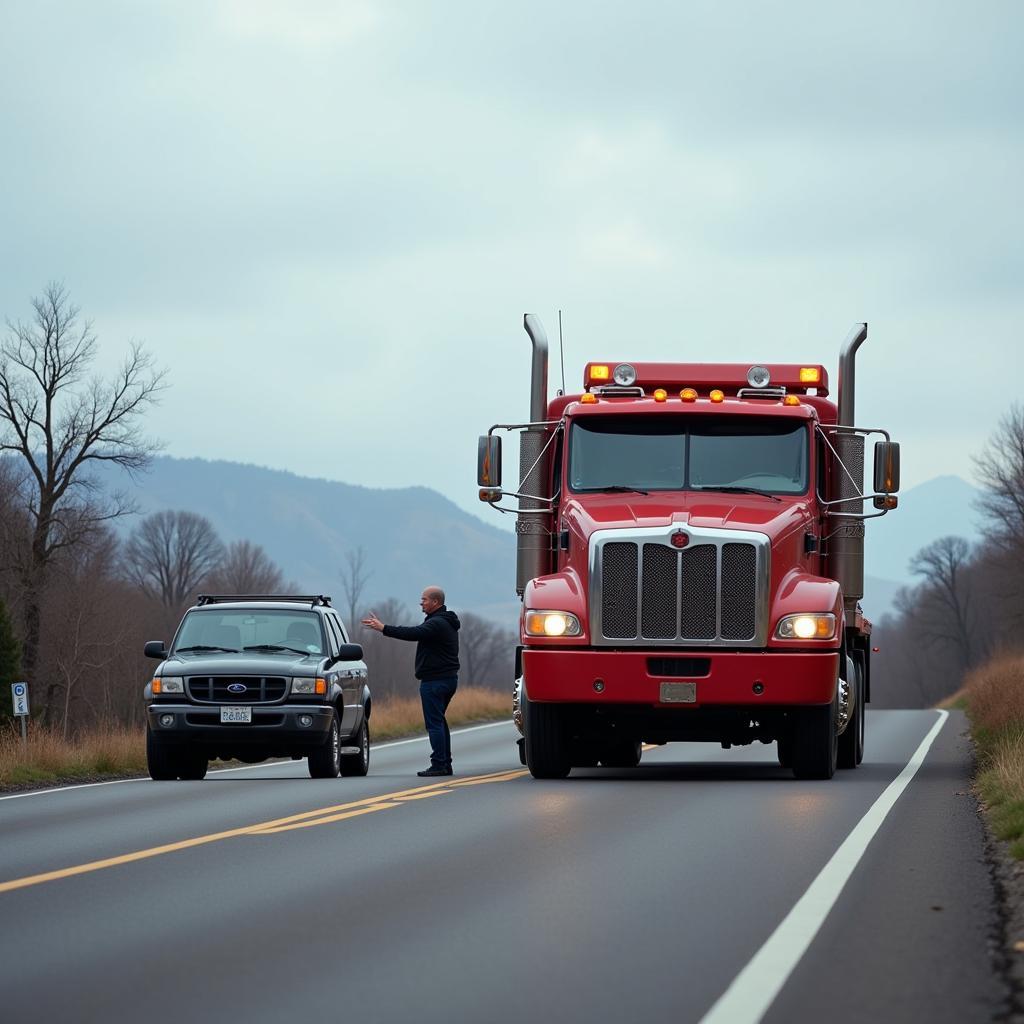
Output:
[11, 682, 29, 743]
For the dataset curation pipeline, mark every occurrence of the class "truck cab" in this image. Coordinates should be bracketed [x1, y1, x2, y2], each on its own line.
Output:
[479, 318, 899, 780]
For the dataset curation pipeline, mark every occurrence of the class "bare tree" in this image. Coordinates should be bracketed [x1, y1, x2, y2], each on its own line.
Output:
[206, 540, 285, 594]
[974, 403, 1024, 546]
[340, 545, 371, 636]
[909, 535, 979, 672]
[459, 612, 514, 689]
[0, 283, 165, 702]
[123, 510, 224, 609]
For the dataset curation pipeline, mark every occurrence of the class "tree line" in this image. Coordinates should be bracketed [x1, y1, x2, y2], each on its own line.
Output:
[0, 285, 514, 736]
[871, 405, 1024, 707]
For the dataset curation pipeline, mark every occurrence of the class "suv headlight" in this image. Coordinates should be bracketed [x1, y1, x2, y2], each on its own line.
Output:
[292, 677, 327, 695]
[524, 610, 582, 638]
[775, 613, 837, 640]
[153, 676, 184, 695]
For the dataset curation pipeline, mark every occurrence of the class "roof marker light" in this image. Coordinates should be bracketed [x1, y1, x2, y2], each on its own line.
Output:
[680, 388, 698, 402]
[799, 367, 822, 384]
[783, 395, 801, 406]
[590, 365, 610, 381]
[747, 366, 771, 388]
[709, 389, 725, 403]
[653, 389, 668, 402]
[580, 393, 598, 404]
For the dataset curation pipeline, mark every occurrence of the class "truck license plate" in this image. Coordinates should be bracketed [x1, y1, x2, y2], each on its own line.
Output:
[660, 682, 696, 704]
[220, 706, 252, 724]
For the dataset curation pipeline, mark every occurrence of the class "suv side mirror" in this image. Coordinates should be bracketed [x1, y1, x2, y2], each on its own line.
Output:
[335, 643, 364, 662]
[144, 640, 168, 659]
[477, 435, 502, 488]
[873, 441, 900, 494]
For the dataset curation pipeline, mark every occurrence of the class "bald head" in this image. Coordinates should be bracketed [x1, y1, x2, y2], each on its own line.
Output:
[420, 586, 445, 613]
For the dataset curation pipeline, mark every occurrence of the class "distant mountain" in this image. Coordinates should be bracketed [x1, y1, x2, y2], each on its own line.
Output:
[99, 457, 519, 626]
[863, 474, 981, 621]
[95, 459, 981, 629]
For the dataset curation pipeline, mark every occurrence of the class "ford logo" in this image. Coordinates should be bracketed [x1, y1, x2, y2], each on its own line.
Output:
[227, 683, 247, 693]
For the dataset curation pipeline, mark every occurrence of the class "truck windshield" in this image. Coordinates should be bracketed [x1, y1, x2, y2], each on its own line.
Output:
[569, 416, 809, 495]
[173, 610, 325, 655]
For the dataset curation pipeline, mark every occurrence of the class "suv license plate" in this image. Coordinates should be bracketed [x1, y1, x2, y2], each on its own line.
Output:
[660, 682, 696, 704]
[220, 706, 252, 724]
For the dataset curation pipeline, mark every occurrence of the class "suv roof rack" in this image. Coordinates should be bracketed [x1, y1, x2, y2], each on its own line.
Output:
[196, 594, 333, 608]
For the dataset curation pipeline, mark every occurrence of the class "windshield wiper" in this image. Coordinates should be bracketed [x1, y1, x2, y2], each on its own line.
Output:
[593, 485, 649, 495]
[243, 644, 310, 655]
[691, 485, 781, 503]
[176, 645, 239, 653]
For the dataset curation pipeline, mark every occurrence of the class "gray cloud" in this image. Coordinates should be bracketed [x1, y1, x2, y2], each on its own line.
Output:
[1, 0, 1020, 523]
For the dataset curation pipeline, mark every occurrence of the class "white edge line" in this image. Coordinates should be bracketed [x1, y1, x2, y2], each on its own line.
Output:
[0, 719, 514, 802]
[698, 708, 950, 1024]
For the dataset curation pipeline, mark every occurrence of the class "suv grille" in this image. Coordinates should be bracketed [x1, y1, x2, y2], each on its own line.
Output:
[186, 677, 289, 703]
[592, 529, 768, 646]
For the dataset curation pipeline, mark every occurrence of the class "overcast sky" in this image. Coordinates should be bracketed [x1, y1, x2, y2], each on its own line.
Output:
[1, 1, 1020, 525]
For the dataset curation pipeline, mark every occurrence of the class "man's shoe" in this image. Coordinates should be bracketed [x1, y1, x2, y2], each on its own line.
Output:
[417, 767, 453, 777]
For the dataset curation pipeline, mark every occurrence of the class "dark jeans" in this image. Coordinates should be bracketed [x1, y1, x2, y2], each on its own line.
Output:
[420, 677, 458, 769]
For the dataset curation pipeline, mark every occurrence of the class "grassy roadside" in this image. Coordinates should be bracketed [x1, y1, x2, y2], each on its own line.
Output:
[0, 685, 511, 791]
[963, 655, 1024, 859]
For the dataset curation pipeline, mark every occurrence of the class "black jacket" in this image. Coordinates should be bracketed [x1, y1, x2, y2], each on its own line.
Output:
[383, 607, 461, 681]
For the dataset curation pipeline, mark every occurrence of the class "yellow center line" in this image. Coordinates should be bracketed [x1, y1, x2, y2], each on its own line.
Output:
[250, 803, 401, 834]
[0, 768, 526, 895]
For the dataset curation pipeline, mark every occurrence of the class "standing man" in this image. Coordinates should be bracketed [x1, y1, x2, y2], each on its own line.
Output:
[362, 586, 461, 777]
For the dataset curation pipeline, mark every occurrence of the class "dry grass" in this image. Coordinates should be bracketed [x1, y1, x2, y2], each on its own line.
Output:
[370, 685, 510, 741]
[965, 655, 1024, 858]
[0, 686, 510, 790]
[0, 723, 148, 788]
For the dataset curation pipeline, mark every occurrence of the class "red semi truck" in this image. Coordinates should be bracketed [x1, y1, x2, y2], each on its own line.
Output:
[477, 315, 900, 780]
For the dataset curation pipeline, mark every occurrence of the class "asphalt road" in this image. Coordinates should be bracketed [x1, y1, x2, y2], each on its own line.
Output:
[0, 710, 1005, 1023]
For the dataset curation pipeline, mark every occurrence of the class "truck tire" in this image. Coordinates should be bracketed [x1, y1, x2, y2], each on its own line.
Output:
[837, 660, 865, 770]
[146, 728, 182, 781]
[791, 697, 837, 780]
[525, 697, 571, 779]
[308, 713, 342, 778]
[340, 717, 370, 777]
[600, 740, 642, 768]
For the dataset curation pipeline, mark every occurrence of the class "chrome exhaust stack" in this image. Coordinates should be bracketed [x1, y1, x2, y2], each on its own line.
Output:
[516, 314, 552, 596]
[833, 323, 867, 626]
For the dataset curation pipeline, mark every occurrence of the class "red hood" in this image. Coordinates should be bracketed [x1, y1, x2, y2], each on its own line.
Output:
[562, 493, 812, 543]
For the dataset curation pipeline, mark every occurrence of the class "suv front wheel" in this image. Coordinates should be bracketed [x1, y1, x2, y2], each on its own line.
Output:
[308, 712, 342, 778]
[146, 728, 207, 781]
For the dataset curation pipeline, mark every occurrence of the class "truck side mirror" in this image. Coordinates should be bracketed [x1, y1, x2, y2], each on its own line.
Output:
[335, 643, 364, 662]
[144, 640, 168, 659]
[873, 440, 900, 493]
[477, 435, 502, 488]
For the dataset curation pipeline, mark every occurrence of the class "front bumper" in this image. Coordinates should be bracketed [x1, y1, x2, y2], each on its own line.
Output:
[146, 703, 335, 746]
[522, 648, 839, 706]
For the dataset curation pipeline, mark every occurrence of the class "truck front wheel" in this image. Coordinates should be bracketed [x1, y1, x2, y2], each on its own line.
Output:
[791, 697, 837, 780]
[525, 697, 571, 779]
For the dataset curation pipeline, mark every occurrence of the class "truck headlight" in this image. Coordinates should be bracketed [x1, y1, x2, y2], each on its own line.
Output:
[153, 676, 184, 695]
[775, 613, 836, 640]
[292, 677, 327, 695]
[524, 611, 582, 637]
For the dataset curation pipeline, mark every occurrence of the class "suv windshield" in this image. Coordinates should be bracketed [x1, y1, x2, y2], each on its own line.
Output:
[569, 415, 809, 495]
[173, 609, 325, 655]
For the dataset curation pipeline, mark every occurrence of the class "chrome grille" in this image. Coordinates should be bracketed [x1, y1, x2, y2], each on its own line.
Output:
[641, 544, 677, 639]
[680, 545, 717, 639]
[186, 677, 289, 704]
[602, 542, 639, 638]
[590, 526, 769, 647]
